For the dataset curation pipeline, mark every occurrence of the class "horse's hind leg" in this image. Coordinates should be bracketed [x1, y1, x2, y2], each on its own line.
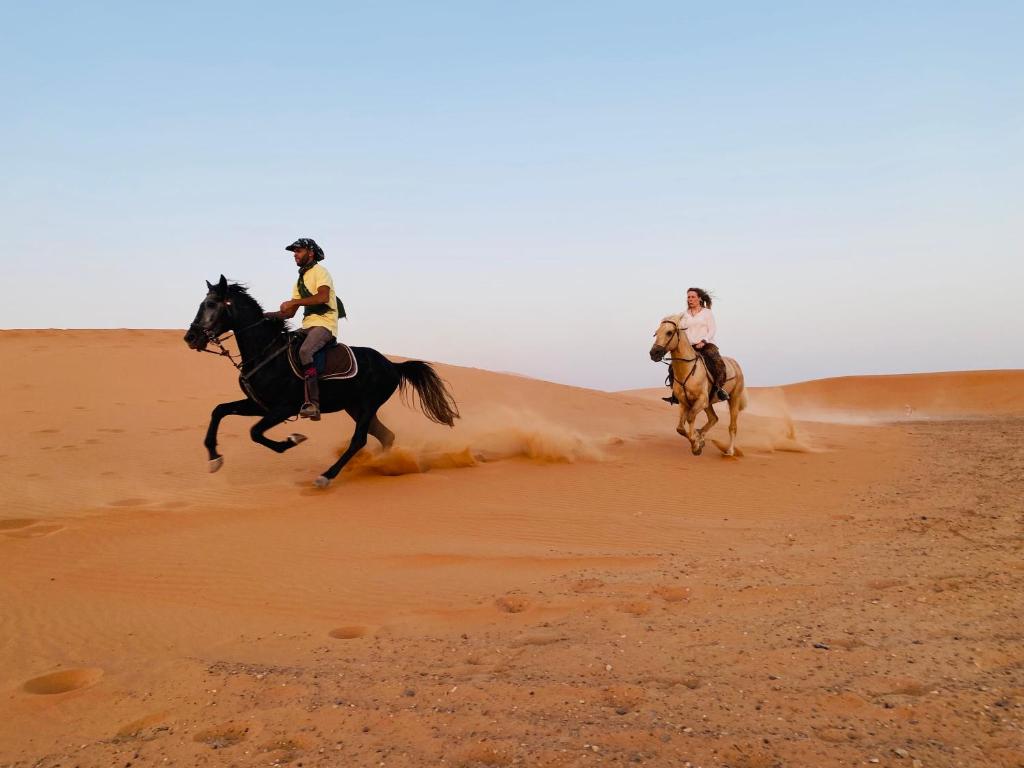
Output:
[315, 407, 374, 488]
[368, 416, 395, 450]
[724, 396, 741, 457]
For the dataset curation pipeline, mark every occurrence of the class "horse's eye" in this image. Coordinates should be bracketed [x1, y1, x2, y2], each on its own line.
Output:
[205, 300, 217, 310]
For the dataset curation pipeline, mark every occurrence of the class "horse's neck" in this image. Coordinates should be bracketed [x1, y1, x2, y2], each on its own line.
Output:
[233, 312, 279, 361]
[671, 337, 703, 379]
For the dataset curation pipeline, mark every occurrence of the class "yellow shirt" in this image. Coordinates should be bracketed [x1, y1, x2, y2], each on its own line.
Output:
[292, 263, 338, 337]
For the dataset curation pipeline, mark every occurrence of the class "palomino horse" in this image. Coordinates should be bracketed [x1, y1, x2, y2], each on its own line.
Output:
[649, 314, 747, 456]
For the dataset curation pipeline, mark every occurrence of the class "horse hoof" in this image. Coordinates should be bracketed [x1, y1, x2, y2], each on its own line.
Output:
[288, 433, 307, 445]
[209, 457, 224, 473]
[313, 475, 331, 489]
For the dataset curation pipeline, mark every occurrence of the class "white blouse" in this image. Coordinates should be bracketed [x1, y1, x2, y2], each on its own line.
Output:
[679, 308, 717, 345]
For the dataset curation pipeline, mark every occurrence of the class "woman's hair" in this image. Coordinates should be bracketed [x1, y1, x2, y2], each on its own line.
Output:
[686, 287, 713, 309]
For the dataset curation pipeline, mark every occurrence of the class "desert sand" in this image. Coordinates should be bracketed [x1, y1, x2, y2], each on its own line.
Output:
[1, 330, 1022, 768]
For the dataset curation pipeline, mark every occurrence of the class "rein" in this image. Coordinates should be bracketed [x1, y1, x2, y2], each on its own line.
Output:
[200, 315, 291, 413]
[658, 320, 705, 407]
[199, 316, 271, 367]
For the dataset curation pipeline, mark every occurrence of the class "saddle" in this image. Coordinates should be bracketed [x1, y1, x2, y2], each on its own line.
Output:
[287, 336, 358, 381]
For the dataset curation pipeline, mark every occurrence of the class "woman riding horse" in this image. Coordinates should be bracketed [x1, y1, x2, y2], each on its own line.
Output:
[663, 287, 730, 404]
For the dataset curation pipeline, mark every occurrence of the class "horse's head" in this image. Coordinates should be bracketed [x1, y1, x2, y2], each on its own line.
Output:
[650, 316, 683, 362]
[184, 275, 234, 351]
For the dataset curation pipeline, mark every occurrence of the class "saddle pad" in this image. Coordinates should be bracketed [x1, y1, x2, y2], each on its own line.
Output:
[314, 342, 358, 380]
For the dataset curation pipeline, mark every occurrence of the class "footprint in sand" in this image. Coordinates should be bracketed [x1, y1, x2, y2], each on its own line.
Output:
[495, 595, 530, 614]
[815, 726, 859, 744]
[511, 630, 566, 647]
[617, 600, 652, 616]
[860, 676, 931, 697]
[0, 519, 37, 531]
[571, 578, 605, 593]
[652, 585, 691, 603]
[328, 626, 369, 640]
[33, 428, 60, 434]
[23, 668, 103, 694]
[831, 637, 868, 650]
[193, 721, 254, 748]
[866, 578, 906, 590]
[5, 523, 65, 539]
[115, 711, 172, 741]
[259, 736, 308, 760]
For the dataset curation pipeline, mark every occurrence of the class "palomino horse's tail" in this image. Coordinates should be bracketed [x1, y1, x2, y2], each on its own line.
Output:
[738, 389, 748, 411]
[395, 361, 460, 426]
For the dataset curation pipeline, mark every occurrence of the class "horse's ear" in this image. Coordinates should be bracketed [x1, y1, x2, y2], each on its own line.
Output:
[215, 274, 228, 297]
[206, 279, 214, 291]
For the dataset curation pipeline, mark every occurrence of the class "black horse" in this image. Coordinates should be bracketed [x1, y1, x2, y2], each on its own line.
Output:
[184, 275, 458, 487]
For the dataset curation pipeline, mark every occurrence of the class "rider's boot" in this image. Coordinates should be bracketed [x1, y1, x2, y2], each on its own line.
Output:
[300, 367, 321, 420]
[662, 393, 679, 405]
[716, 387, 730, 401]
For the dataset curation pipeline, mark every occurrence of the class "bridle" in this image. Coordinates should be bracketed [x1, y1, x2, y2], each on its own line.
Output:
[192, 297, 292, 412]
[655, 319, 705, 407]
[655, 320, 698, 364]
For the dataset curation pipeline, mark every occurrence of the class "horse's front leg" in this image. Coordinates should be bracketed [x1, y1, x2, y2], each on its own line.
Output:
[249, 405, 308, 455]
[698, 402, 719, 440]
[676, 401, 705, 456]
[675, 404, 702, 455]
[205, 399, 265, 472]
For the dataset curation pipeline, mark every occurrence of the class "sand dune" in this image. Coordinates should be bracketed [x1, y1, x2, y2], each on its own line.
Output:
[779, 369, 1024, 421]
[625, 369, 1024, 424]
[1, 330, 1021, 768]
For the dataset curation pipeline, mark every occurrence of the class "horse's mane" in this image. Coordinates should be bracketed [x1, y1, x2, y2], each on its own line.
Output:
[226, 282, 285, 333]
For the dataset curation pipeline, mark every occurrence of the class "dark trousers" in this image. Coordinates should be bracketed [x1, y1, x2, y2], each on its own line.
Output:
[698, 343, 727, 388]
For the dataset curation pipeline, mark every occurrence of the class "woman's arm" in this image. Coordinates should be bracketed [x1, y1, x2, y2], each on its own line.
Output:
[705, 310, 717, 343]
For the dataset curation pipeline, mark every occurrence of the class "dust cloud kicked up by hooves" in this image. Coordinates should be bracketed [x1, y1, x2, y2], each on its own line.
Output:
[341, 407, 612, 477]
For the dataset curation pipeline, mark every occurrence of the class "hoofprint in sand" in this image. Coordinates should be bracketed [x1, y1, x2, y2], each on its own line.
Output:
[1, 330, 1022, 767]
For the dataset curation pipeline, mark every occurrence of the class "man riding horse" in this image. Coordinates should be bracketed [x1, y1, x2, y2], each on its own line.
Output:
[264, 237, 345, 421]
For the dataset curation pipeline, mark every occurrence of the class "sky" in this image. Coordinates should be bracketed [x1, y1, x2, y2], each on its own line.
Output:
[1, 1, 1021, 390]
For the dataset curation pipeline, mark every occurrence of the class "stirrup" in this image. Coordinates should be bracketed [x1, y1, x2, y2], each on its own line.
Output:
[299, 401, 321, 421]
[716, 388, 729, 401]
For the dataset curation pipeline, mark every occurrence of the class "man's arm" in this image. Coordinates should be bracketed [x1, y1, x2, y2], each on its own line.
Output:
[278, 285, 330, 315]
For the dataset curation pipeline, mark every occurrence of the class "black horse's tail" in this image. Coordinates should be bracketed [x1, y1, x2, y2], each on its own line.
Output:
[395, 361, 460, 426]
